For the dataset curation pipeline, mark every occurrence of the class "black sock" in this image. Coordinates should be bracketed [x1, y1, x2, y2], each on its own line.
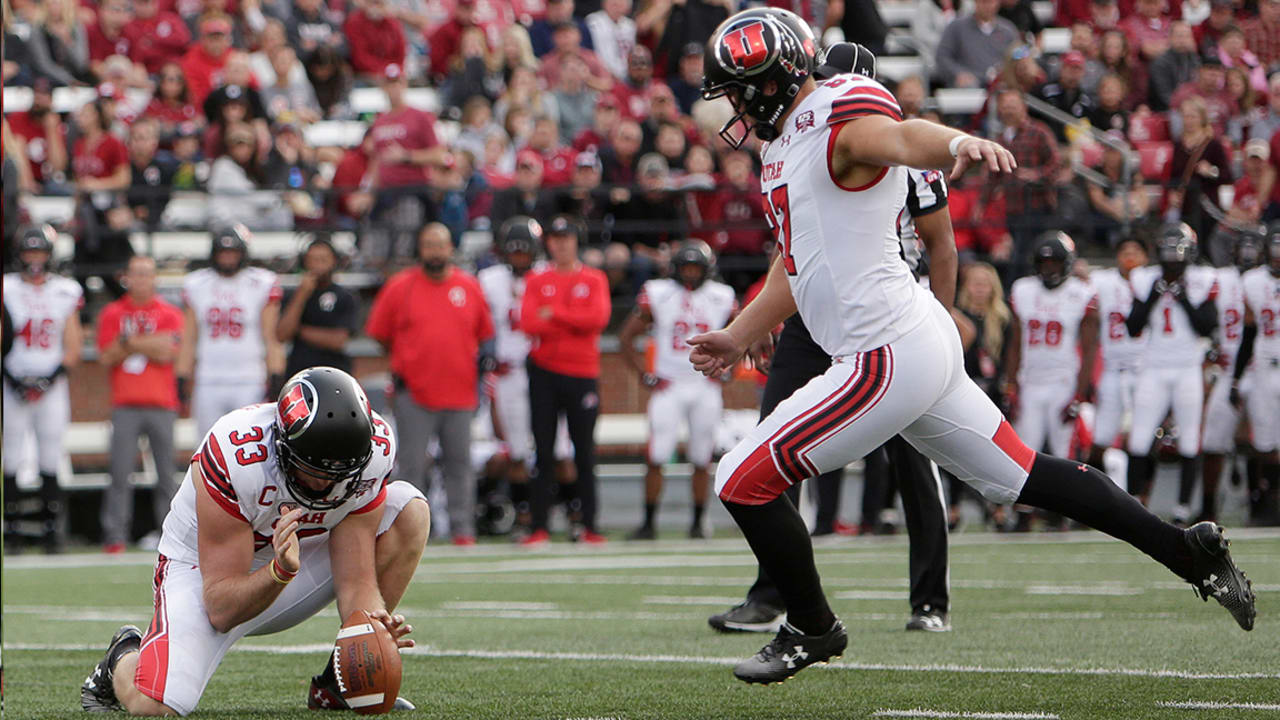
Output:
[39, 473, 62, 537]
[559, 481, 580, 519]
[691, 503, 705, 528]
[318, 653, 336, 684]
[1177, 456, 1198, 506]
[1127, 454, 1153, 498]
[723, 495, 835, 635]
[3, 474, 20, 543]
[1017, 453, 1193, 579]
[509, 481, 529, 516]
[643, 502, 657, 528]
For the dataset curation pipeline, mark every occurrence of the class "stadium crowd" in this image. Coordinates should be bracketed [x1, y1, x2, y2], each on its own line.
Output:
[4, 0, 1280, 552]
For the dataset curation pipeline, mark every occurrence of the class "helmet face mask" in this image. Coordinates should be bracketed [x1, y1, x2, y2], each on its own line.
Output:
[1156, 222, 1197, 280]
[1031, 231, 1075, 289]
[211, 224, 251, 277]
[1235, 233, 1264, 272]
[497, 216, 543, 275]
[672, 240, 715, 289]
[274, 369, 375, 511]
[1269, 235, 1280, 276]
[17, 225, 56, 279]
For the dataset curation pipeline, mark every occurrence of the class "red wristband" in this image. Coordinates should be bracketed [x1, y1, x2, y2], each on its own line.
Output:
[272, 557, 297, 580]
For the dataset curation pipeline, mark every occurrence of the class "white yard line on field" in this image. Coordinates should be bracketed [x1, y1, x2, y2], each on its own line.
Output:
[873, 710, 1060, 719]
[1023, 585, 1144, 596]
[9, 643, 1278, 681]
[1157, 701, 1280, 711]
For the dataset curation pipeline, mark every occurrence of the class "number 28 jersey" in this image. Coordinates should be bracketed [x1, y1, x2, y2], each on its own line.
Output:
[1009, 275, 1097, 382]
[637, 278, 737, 382]
[182, 267, 282, 384]
[756, 73, 935, 359]
[157, 403, 397, 567]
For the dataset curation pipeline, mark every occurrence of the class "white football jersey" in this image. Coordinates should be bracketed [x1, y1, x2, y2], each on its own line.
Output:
[757, 73, 935, 358]
[1009, 275, 1097, 382]
[157, 402, 397, 567]
[182, 267, 282, 384]
[1090, 267, 1143, 372]
[1242, 267, 1280, 361]
[2, 273, 82, 377]
[1215, 266, 1247, 365]
[638, 277, 737, 381]
[478, 263, 533, 365]
[1129, 264, 1217, 367]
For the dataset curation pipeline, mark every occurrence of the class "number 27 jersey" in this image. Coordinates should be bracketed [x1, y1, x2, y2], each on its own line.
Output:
[757, 73, 934, 359]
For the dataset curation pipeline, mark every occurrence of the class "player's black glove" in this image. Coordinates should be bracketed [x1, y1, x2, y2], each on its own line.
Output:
[1229, 381, 1244, 410]
[1152, 278, 1169, 296]
[1060, 399, 1081, 424]
[1167, 280, 1186, 300]
[478, 354, 499, 374]
[19, 375, 52, 404]
[176, 376, 191, 407]
[640, 372, 669, 391]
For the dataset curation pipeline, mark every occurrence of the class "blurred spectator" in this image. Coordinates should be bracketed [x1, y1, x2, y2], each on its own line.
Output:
[644, 0, 730, 74]
[87, 0, 133, 75]
[586, 0, 636, 81]
[498, 23, 539, 72]
[202, 79, 270, 160]
[1228, 138, 1274, 224]
[263, 122, 324, 222]
[207, 122, 293, 230]
[935, 0, 1019, 88]
[1236, 72, 1280, 143]
[427, 0, 478, 82]
[1170, 55, 1233, 136]
[526, 115, 576, 185]
[366, 223, 494, 543]
[610, 45, 656, 121]
[1034, 51, 1094, 143]
[6, 79, 69, 191]
[600, 118, 643, 187]
[345, 0, 407, 82]
[96, 255, 183, 554]
[1226, 66, 1258, 117]
[538, 20, 614, 92]
[277, 237, 358, 377]
[896, 76, 930, 118]
[610, 153, 683, 283]
[553, 54, 599, 144]
[2, 123, 32, 238]
[1088, 0, 1121, 32]
[330, 129, 379, 227]
[72, 99, 133, 295]
[572, 94, 622, 151]
[1122, 0, 1172, 62]
[456, 96, 501, 159]
[999, 0, 1044, 35]
[1084, 133, 1153, 244]
[443, 26, 505, 109]
[1149, 21, 1202, 112]
[144, 62, 203, 139]
[1244, 0, 1280, 69]
[956, 262, 1012, 406]
[260, 46, 322, 123]
[529, 0, 593, 57]
[124, 0, 190, 74]
[304, 45, 353, 119]
[369, 63, 443, 258]
[1219, 25, 1268, 95]
[491, 149, 554, 226]
[41, 0, 92, 84]
[249, 19, 300, 87]
[667, 42, 705, 115]
[1098, 30, 1147, 108]
[169, 122, 208, 189]
[1068, 22, 1104, 88]
[912, 0, 957, 75]
[993, 89, 1061, 279]
[495, 65, 560, 126]
[1168, 96, 1232, 239]
[653, 121, 687, 172]
[828, 0, 889, 56]
[1088, 73, 1132, 133]
[4, 0, 83, 86]
[125, 118, 176, 231]
[179, 14, 234, 107]
[502, 105, 535, 148]
[425, 152, 471, 239]
[1183, 0, 1211, 24]
[1196, 0, 1235, 53]
[288, 0, 347, 58]
[480, 127, 517, 183]
[553, 150, 610, 243]
[701, 149, 769, 293]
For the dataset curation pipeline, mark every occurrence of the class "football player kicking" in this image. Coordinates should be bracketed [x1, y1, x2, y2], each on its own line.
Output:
[1124, 224, 1219, 524]
[689, 8, 1255, 685]
[620, 240, 737, 539]
[1230, 225, 1280, 524]
[80, 368, 429, 715]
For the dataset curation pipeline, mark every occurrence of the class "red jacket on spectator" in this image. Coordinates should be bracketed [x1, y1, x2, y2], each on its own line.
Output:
[87, 19, 132, 62]
[610, 81, 653, 121]
[124, 10, 190, 73]
[1170, 81, 1235, 136]
[180, 45, 232, 108]
[7, 110, 64, 184]
[72, 133, 128, 181]
[331, 144, 373, 219]
[345, 9, 406, 78]
[370, 106, 439, 187]
[538, 148, 576, 186]
[687, 176, 769, 256]
[1056, 0, 1181, 27]
[520, 264, 611, 378]
[1243, 14, 1280, 69]
[144, 98, 200, 129]
[427, 18, 472, 79]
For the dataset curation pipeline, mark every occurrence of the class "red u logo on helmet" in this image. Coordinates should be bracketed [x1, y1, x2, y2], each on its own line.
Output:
[721, 22, 769, 71]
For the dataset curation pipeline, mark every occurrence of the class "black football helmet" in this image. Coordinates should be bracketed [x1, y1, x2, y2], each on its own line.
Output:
[702, 9, 815, 148]
[1267, 221, 1280, 277]
[498, 216, 542, 256]
[210, 224, 250, 276]
[1235, 229, 1264, 272]
[15, 224, 56, 278]
[1156, 222, 1197, 279]
[672, 239, 715, 289]
[814, 41, 877, 81]
[274, 367, 376, 511]
[1032, 231, 1076, 289]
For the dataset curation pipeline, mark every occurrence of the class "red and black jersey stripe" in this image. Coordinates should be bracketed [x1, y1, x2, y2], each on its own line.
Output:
[197, 436, 237, 502]
[829, 86, 903, 124]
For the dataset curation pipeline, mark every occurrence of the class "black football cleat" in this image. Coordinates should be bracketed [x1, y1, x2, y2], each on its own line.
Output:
[905, 607, 951, 632]
[81, 625, 142, 712]
[1185, 522, 1256, 631]
[308, 671, 416, 711]
[733, 620, 847, 685]
[708, 601, 785, 634]
[626, 525, 656, 541]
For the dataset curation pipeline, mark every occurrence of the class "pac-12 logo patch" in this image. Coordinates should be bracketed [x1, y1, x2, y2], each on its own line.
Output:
[278, 379, 318, 439]
[795, 111, 815, 132]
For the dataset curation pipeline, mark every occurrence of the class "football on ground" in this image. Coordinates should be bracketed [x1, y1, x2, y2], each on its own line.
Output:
[334, 610, 402, 715]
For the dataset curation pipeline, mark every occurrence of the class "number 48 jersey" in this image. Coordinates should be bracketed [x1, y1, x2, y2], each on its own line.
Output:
[638, 278, 737, 382]
[157, 403, 397, 567]
[2, 273, 83, 377]
[182, 267, 282, 384]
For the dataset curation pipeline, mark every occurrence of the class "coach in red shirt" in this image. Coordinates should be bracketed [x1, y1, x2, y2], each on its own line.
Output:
[367, 223, 494, 545]
[96, 256, 185, 553]
[519, 214, 612, 545]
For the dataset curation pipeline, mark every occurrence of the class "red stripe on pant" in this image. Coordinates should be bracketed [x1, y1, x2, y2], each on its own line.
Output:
[135, 555, 171, 705]
[992, 419, 1036, 473]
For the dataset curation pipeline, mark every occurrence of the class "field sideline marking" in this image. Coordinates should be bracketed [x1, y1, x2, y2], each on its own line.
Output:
[9, 642, 1278, 681]
[873, 710, 1060, 719]
[1157, 701, 1280, 711]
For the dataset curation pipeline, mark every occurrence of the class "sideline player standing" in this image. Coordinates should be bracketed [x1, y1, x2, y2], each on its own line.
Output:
[1230, 227, 1280, 524]
[79, 368, 429, 715]
[176, 225, 286, 439]
[1086, 237, 1148, 472]
[1004, 232, 1099, 460]
[2, 224, 83, 554]
[1124, 224, 1218, 524]
[690, 9, 1254, 684]
[1200, 231, 1261, 521]
[620, 240, 737, 540]
[519, 214, 612, 545]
